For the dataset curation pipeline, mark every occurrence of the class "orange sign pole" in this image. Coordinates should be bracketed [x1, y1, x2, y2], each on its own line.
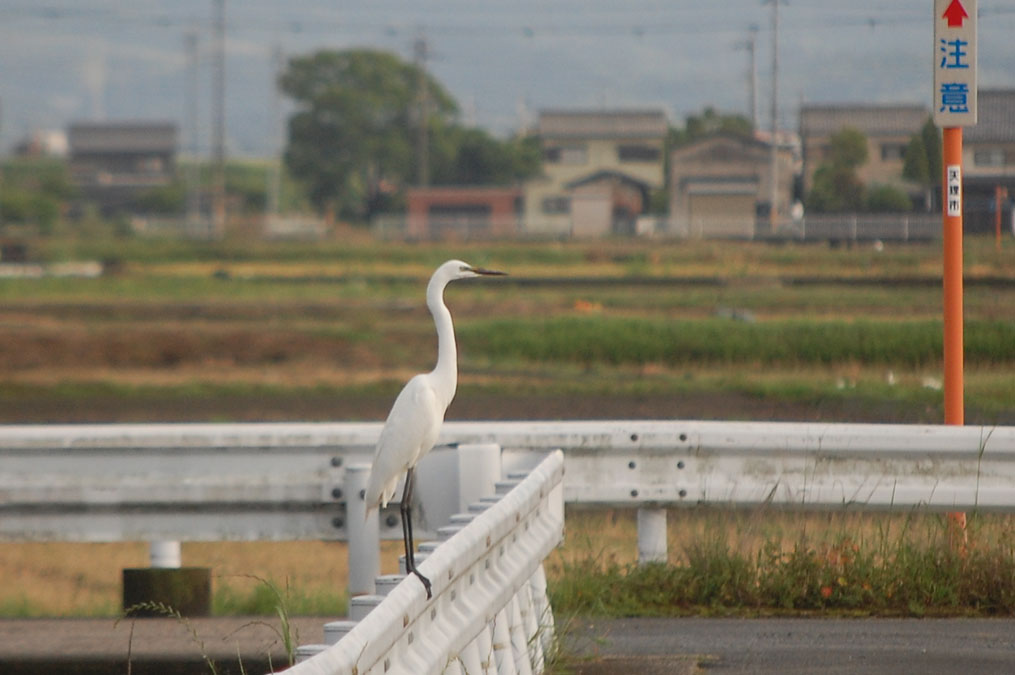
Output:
[936, 0, 974, 547]
[942, 126, 964, 426]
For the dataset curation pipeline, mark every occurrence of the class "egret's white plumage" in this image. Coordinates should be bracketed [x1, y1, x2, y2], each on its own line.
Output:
[366, 373, 443, 509]
[363, 259, 505, 597]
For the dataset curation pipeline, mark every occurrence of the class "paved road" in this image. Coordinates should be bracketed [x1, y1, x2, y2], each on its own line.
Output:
[567, 617, 1015, 674]
[0, 616, 335, 674]
[5, 616, 1015, 674]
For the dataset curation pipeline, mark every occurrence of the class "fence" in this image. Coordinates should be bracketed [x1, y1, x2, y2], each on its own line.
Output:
[784, 213, 942, 242]
[285, 450, 564, 675]
[3, 421, 1015, 552]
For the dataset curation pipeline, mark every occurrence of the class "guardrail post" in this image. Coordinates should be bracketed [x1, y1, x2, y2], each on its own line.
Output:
[457, 443, 502, 511]
[637, 507, 667, 564]
[345, 463, 379, 596]
[149, 540, 181, 568]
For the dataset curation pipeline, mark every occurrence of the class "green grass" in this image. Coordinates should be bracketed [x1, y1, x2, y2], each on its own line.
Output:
[214, 578, 346, 617]
[549, 510, 1015, 618]
[461, 317, 1015, 368]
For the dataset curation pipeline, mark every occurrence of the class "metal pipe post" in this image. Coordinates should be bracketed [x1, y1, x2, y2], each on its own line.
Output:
[149, 540, 182, 569]
[942, 126, 964, 425]
[345, 463, 379, 596]
[636, 508, 667, 565]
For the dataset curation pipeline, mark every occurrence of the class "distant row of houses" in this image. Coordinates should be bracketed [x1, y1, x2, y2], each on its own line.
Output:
[47, 90, 1015, 238]
[409, 90, 1015, 239]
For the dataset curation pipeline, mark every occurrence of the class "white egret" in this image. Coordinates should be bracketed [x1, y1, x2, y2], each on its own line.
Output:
[364, 259, 505, 598]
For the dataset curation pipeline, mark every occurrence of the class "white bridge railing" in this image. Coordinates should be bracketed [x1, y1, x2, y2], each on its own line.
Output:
[287, 450, 564, 675]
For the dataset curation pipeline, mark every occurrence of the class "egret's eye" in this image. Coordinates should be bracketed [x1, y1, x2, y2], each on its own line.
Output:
[460, 265, 471, 273]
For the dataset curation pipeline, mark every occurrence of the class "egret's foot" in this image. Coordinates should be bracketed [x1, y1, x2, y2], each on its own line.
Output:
[413, 569, 433, 599]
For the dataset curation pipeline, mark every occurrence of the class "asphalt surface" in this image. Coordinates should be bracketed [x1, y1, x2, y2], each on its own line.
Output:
[567, 617, 1015, 674]
[0, 616, 335, 675]
[5, 616, 1015, 674]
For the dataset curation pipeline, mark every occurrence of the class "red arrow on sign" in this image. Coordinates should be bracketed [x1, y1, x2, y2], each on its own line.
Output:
[942, 0, 969, 27]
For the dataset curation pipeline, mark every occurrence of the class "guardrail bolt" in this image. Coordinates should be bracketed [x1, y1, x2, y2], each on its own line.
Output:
[679, 433, 688, 442]
[331, 488, 343, 500]
[630, 489, 639, 498]
[332, 516, 345, 529]
[677, 461, 685, 469]
[385, 514, 399, 528]
[331, 457, 343, 467]
[679, 489, 688, 498]
[630, 433, 639, 442]
[628, 460, 637, 469]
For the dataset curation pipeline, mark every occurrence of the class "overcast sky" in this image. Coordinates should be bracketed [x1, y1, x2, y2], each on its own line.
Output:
[1, 0, 1013, 157]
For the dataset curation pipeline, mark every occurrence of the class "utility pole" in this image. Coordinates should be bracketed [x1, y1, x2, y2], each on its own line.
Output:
[211, 0, 226, 238]
[266, 44, 283, 225]
[184, 29, 201, 230]
[735, 25, 760, 131]
[414, 31, 429, 187]
[765, 0, 782, 233]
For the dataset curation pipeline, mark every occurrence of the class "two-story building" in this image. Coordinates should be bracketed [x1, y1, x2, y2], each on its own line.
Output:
[68, 120, 177, 215]
[799, 104, 927, 200]
[523, 109, 668, 237]
[962, 89, 1015, 233]
[667, 132, 797, 239]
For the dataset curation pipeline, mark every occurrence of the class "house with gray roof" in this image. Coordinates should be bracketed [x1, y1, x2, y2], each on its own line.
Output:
[799, 103, 928, 199]
[523, 109, 667, 237]
[668, 132, 797, 239]
[68, 121, 177, 215]
[960, 89, 1015, 232]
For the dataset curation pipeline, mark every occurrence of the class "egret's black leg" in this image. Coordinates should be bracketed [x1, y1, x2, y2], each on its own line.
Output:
[400, 468, 432, 599]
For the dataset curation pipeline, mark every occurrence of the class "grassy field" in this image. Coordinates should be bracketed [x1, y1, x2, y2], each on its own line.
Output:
[0, 233, 1012, 423]
[4, 509, 1015, 619]
[0, 232, 1013, 618]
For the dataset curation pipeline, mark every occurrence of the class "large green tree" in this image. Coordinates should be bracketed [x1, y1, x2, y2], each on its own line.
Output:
[279, 49, 458, 219]
[806, 127, 868, 213]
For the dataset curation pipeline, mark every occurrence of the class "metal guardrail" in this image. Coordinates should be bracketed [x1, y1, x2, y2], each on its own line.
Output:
[3, 421, 1015, 542]
[285, 451, 565, 675]
[5, 419, 1014, 573]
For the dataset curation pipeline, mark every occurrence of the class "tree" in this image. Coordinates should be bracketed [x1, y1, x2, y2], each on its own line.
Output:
[866, 184, 913, 212]
[668, 107, 753, 148]
[430, 128, 541, 186]
[902, 118, 942, 211]
[279, 49, 458, 220]
[806, 127, 868, 212]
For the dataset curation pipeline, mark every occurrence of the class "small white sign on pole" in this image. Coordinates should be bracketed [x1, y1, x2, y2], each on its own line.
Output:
[933, 0, 977, 127]
[946, 165, 962, 216]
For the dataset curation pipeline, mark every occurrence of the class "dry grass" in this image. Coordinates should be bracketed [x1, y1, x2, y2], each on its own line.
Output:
[0, 540, 407, 617]
[5, 508, 1008, 617]
[553, 507, 975, 569]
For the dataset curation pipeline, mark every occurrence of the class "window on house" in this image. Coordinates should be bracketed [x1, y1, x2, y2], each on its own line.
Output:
[974, 148, 1005, 167]
[617, 144, 660, 162]
[542, 196, 571, 214]
[880, 143, 907, 161]
[428, 203, 491, 218]
[544, 144, 587, 164]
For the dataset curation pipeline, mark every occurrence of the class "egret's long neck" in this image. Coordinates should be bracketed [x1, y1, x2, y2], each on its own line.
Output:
[427, 276, 458, 407]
